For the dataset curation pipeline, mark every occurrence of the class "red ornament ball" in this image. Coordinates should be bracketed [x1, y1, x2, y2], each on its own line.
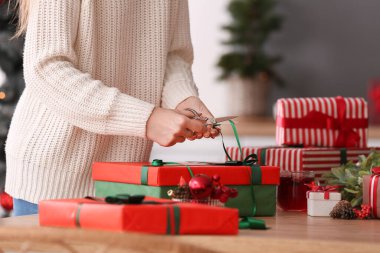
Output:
[212, 174, 220, 183]
[0, 192, 13, 212]
[189, 174, 213, 199]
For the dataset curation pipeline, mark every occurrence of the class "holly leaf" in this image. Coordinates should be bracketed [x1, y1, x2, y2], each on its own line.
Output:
[351, 196, 362, 207]
[331, 166, 346, 182]
[344, 188, 359, 194]
[359, 170, 371, 177]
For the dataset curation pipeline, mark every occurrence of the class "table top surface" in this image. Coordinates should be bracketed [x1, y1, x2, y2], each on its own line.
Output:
[0, 211, 379, 253]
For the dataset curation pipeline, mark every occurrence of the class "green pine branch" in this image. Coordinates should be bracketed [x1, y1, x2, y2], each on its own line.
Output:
[217, 0, 284, 84]
[322, 151, 379, 207]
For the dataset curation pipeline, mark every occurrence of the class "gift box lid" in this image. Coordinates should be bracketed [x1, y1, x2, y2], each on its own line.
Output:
[307, 191, 341, 201]
[92, 162, 280, 186]
[39, 197, 239, 235]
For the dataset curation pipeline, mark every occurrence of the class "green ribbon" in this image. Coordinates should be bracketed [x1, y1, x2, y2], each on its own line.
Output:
[75, 204, 83, 228]
[174, 206, 181, 235]
[141, 166, 149, 185]
[223, 120, 267, 230]
[340, 148, 347, 165]
[165, 206, 181, 235]
[141, 159, 194, 185]
[259, 148, 267, 166]
[239, 217, 266, 230]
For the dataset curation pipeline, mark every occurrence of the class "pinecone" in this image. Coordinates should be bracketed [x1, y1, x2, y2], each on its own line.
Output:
[168, 185, 191, 200]
[173, 185, 191, 199]
[330, 200, 357, 219]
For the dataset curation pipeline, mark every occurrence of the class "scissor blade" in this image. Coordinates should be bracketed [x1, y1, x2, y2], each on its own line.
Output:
[214, 116, 238, 123]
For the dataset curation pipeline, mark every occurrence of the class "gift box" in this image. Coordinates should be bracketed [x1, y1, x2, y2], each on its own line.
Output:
[275, 96, 368, 147]
[92, 161, 280, 217]
[363, 168, 380, 219]
[39, 197, 239, 235]
[226, 146, 380, 173]
[307, 188, 341, 217]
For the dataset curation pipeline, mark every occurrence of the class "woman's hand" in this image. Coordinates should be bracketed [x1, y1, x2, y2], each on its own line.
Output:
[176, 96, 220, 139]
[146, 107, 207, 147]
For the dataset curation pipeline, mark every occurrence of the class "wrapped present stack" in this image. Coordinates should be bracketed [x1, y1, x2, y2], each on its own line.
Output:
[92, 160, 280, 217]
[226, 96, 380, 216]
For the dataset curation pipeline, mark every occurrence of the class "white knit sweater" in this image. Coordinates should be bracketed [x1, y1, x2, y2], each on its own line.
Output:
[5, 0, 199, 203]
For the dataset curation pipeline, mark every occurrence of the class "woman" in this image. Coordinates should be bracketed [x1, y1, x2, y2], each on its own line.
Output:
[5, 0, 218, 216]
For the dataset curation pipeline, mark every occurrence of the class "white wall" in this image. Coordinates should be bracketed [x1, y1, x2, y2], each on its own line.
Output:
[188, 0, 230, 116]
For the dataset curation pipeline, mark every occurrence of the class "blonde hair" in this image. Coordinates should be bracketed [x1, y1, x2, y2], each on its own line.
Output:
[14, 0, 30, 38]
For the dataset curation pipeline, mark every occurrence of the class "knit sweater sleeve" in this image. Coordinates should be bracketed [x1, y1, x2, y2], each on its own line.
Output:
[23, 0, 155, 137]
[161, 0, 199, 109]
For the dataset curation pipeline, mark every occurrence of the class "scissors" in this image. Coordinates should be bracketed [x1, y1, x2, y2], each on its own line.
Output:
[184, 108, 237, 128]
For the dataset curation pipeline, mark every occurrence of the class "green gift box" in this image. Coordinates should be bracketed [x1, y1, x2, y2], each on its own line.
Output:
[92, 161, 280, 217]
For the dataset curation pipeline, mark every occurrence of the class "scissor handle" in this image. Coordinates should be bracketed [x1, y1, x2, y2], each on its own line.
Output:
[184, 108, 208, 121]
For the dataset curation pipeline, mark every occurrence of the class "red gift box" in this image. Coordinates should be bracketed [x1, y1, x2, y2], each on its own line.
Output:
[276, 96, 368, 147]
[39, 197, 239, 235]
[92, 162, 279, 186]
[363, 168, 380, 219]
[226, 146, 380, 173]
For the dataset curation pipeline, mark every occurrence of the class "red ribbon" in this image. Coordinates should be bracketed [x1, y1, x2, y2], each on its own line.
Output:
[369, 168, 380, 218]
[276, 96, 368, 147]
[369, 175, 379, 218]
[306, 182, 340, 200]
[369, 82, 380, 113]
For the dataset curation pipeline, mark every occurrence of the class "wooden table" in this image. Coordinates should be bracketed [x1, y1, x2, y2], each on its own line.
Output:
[0, 211, 378, 253]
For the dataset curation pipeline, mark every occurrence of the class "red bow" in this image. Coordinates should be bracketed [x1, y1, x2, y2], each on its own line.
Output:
[306, 182, 340, 200]
[277, 96, 367, 147]
[372, 167, 380, 175]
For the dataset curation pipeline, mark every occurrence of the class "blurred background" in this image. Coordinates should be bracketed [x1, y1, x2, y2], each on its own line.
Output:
[1, 0, 380, 213]
[190, 0, 380, 116]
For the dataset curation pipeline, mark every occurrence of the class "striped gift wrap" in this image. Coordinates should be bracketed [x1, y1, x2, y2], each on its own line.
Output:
[226, 146, 380, 173]
[275, 97, 368, 147]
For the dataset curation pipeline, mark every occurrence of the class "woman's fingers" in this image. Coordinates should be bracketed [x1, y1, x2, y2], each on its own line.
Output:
[185, 117, 207, 134]
[210, 127, 220, 138]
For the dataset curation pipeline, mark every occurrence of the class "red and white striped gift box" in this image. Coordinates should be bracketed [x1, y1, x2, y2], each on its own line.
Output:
[275, 97, 368, 147]
[363, 169, 380, 219]
[226, 146, 380, 172]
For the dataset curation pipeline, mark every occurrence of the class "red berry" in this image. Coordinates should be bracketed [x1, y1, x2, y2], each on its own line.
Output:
[229, 188, 238, 198]
[221, 186, 231, 194]
[211, 187, 223, 199]
[212, 175, 220, 183]
[219, 194, 229, 203]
